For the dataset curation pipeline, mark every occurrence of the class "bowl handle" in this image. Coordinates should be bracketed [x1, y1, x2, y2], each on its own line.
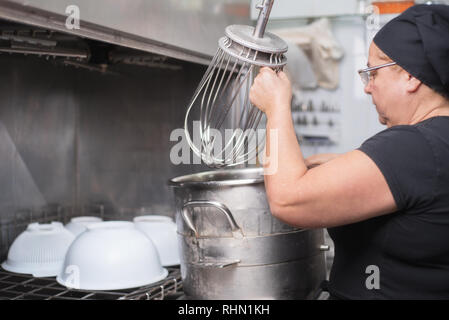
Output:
[181, 200, 243, 239]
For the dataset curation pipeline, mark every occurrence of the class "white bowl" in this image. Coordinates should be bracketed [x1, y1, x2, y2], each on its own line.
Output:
[56, 221, 168, 290]
[1, 222, 75, 277]
[133, 215, 180, 266]
[65, 216, 103, 237]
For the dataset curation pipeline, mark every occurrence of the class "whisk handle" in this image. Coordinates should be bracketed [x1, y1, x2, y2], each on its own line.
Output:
[253, 0, 275, 39]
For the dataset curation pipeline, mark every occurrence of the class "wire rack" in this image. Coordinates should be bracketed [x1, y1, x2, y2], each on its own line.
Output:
[0, 266, 182, 300]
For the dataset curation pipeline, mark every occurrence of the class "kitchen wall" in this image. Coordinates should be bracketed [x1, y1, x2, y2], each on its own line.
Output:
[0, 54, 207, 260]
[304, 16, 385, 157]
[270, 16, 386, 158]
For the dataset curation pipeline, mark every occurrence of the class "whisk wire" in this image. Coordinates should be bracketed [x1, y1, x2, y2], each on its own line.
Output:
[184, 16, 287, 167]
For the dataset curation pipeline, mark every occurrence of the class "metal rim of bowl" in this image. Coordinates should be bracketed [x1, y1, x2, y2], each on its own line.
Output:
[168, 167, 264, 188]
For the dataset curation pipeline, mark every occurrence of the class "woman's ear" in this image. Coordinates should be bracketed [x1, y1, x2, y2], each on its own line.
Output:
[405, 73, 422, 93]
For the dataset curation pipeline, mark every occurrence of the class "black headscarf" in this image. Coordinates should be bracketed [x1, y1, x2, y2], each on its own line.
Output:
[374, 4, 449, 98]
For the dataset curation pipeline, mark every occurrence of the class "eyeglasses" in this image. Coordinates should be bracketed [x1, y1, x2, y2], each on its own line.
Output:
[358, 62, 397, 86]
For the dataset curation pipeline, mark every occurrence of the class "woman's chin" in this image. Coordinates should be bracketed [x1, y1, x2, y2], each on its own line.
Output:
[378, 115, 388, 126]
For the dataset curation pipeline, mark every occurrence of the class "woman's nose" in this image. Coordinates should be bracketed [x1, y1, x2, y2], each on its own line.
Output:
[364, 81, 372, 95]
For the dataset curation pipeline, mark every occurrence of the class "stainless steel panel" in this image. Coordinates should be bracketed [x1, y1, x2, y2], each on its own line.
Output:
[170, 167, 327, 299]
[171, 169, 297, 237]
[0, 0, 252, 65]
[182, 255, 326, 300]
[0, 57, 77, 218]
[0, 54, 209, 260]
[179, 229, 325, 266]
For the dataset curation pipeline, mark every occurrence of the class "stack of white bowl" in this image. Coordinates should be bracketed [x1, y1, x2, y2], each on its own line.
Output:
[1, 222, 74, 277]
[133, 215, 180, 267]
[2, 215, 174, 291]
[65, 216, 103, 237]
[57, 221, 168, 290]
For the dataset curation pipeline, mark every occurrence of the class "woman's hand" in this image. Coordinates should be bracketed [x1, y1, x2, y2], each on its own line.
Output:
[249, 67, 292, 118]
[304, 153, 341, 169]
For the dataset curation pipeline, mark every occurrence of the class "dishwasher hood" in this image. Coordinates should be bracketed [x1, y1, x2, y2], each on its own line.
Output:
[0, 0, 252, 65]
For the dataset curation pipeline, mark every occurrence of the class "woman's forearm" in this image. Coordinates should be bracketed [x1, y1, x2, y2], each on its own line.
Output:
[248, 67, 307, 208]
[264, 106, 308, 207]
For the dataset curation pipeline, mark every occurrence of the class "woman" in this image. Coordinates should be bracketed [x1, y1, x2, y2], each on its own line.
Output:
[249, 4, 449, 299]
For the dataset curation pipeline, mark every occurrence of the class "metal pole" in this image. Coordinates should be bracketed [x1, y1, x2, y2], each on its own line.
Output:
[253, 0, 275, 38]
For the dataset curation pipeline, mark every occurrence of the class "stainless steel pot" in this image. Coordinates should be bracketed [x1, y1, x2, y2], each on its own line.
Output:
[169, 167, 327, 300]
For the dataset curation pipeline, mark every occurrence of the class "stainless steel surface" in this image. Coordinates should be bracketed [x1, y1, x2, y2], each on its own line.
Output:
[0, 0, 252, 65]
[0, 52, 209, 261]
[0, 46, 88, 59]
[169, 165, 263, 187]
[0, 23, 89, 64]
[170, 168, 296, 237]
[183, 54, 262, 167]
[179, 229, 325, 266]
[224, 25, 288, 60]
[182, 201, 243, 238]
[218, 25, 288, 68]
[182, 254, 326, 300]
[183, 1, 287, 168]
[0, 266, 182, 300]
[169, 167, 327, 300]
[253, 0, 274, 38]
[0, 22, 185, 74]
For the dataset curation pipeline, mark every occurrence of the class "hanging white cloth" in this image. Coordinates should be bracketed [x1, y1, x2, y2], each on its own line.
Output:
[274, 18, 345, 90]
[283, 40, 318, 90]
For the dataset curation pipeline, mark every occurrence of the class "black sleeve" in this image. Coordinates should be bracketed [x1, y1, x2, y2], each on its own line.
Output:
[357, 126, 438, 211]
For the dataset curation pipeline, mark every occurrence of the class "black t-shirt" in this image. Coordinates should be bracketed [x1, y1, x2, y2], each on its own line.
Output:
[327, 116, 449, 299]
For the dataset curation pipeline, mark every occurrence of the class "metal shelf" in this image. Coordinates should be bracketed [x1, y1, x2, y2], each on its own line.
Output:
[0, 266, 182, 300]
